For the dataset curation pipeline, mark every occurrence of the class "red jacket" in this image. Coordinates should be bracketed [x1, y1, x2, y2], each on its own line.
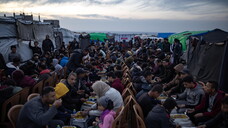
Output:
[195, 90, 225, 117]
[111, 78, 124, 94]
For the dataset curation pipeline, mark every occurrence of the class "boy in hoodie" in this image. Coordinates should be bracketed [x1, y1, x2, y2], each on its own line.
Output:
[107, 71, 124, 94]
[146, 97, 177, 128]
[174, 75, 205, 112]
[6, 57, 20, 76]
[187, 81, 225, 125]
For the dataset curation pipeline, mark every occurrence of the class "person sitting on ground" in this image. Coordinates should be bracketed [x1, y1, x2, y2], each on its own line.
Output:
[107, 71, 124, 94]
[17, 86, 64, 128]
[92, 81, 124, 111]
[174, 75, 205, 112]
[8, 45, 22, 62]
[197, 96, 228, 128]
[187, 81, 225, 125]
[136, 85, 162, 117]
[145, 97, 178, 128]
[93, 96, 116, 128]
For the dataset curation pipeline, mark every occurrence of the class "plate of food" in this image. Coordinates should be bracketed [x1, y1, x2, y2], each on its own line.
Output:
[171, 114, 189, 119]
[74, 111, 87, 120]
[84, 101, 96, 105]
[62, 126, 77, 128]
[157, 96, 167, 100]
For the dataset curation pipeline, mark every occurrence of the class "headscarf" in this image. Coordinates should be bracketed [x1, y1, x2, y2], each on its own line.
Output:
[91, 81, 110, 98]
[52, 59, 59, 66]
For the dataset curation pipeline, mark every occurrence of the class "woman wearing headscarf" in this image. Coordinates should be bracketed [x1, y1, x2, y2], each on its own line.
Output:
[92, 81, 123, 111]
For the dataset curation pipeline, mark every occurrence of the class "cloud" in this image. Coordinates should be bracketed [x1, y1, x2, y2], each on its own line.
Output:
[77, 14, 119, 20]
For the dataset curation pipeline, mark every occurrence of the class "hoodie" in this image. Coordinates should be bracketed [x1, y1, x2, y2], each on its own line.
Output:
[146, 105, 172, 128]
[60, 57, 69, 67]
[52, 59, 63, 74]
[6, 62, 20, 76]
[99, 110, 116, 128]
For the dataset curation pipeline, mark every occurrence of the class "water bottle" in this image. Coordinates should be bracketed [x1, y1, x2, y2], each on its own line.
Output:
[73, 109, 76, 114]
[56, 125, 61, 128]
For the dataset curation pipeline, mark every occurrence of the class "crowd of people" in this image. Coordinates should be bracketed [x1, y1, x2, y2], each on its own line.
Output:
[0, 34, 227, 128]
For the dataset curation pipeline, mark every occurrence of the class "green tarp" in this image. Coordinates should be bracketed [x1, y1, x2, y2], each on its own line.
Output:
[90, 33, 107, 42]
[168, 30, 209, 51]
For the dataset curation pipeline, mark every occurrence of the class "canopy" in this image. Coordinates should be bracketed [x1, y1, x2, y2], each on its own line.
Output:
[168, 30, 208, 51]
[90, 33, 107, 42]
[157, 33, 175, 38]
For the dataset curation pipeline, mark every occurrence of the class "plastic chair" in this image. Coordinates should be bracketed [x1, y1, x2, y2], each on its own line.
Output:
[133, 104, 144, 120]
[112, 106, 124, 128]
[0, 92, 20, 127]
[122, 88, 134, 100]
[133, 104, 146, 128]
[7, 105, 23, 128]
[27, 93, 40, 101]
[32, 80, 44, 94]
[18, 87, 30, 104]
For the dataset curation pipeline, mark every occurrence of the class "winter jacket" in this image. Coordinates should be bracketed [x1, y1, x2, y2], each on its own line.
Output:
[177, 84, 204, 108]
[66, 50, 83, 72]
[29, 42, 42, 55]
[146, 105, 174, 128]
[195, 90, 225, 117]
[42, 39, 54, 52]
[137, 92, 161, 117]
[111, 78, 124, 94]
[6, 62, 19, 76]
[59, 57, 69, 67]
[99, 110, 116, 128]
[17, 96, 58, 128]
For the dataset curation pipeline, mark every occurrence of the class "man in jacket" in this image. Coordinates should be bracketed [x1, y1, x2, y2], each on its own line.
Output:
[137, 85, 162, 117]
[187, 81, 225, 125]
[175, 75, 205, 112]
[17, 86, 63, 128]
[42, 35, 54, 54]
[29, 41, 42, 56]
[198, 96, 228, 128]
[146, 97, 177, 128]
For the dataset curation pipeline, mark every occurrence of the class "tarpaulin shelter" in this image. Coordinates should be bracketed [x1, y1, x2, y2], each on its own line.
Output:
[90, 33, 107, 42]
[169, 31, 208, 51]
[186, 29, 228, 93]
[157, 33, 175, 38]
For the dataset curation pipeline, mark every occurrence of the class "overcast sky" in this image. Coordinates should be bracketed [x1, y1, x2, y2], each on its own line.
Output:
[0, 0, 228, 32]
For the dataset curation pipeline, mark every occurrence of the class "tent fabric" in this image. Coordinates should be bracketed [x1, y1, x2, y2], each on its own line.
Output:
[169, 31, 208, 51]
[0, 22, 17, 38]
[157, 33, 175, 38]
[186, 29, 228, 93]
[61, 28, 75, 45]
[219, 42, 228, 93]
[90, 33, 107, 42]
[33, 24, 55, 49]
[17, 41, 33, 62]
[0, 38, 18, 62]
[17, 21, 35, 40]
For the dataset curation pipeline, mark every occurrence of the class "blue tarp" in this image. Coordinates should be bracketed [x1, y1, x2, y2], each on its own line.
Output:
[157, 33, 175, 38]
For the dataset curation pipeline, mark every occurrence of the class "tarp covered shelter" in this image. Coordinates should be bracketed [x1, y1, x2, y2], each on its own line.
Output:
[90, 33, 107, 42]
[186, 29, 228, 93]
[157, 33, 175, 38]
[169, 31, 208, 51]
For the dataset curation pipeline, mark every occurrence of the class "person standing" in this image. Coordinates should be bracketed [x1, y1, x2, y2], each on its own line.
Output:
[8, 45, 21, 62]
[42, 35, 54, 54]
[29, 40, 42, 56]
